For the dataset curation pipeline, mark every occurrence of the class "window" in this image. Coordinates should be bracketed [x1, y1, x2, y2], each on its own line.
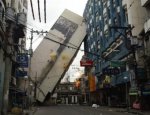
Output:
[123, 5, 128, 23]
[96, 26, 100, 37]
[11, 0, 15, 8]
[107, 7, 111, 19]
[23, 0, 27, 9]
[96, 12, 99, 22]
[114, 17, 118, 26]
[18, 2, 21, 12]
[104, 18, 108, 25]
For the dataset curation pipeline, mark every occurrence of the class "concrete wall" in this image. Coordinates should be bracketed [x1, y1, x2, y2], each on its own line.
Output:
[5, 0, 27, 13]
[123, 0, 147, 36]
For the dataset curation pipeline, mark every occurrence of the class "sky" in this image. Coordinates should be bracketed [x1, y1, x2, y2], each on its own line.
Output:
[27, 0, 88, 82]
[26, 0, 88, 50]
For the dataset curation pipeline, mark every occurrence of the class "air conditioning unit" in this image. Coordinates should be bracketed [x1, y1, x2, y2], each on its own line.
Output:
[6, 7, 16, 22]
[17, 13, 27, 26]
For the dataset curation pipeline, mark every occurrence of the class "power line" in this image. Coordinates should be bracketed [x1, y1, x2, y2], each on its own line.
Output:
[44, 0, 46, 23]
[37, 0, 41, 22]
[30, 0, 35, 20]
[1, 11, 102, 60]
[44, 36, 101, 58]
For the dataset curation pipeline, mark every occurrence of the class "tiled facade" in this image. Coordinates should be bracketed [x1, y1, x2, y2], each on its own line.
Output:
[83, 0, 150, 109]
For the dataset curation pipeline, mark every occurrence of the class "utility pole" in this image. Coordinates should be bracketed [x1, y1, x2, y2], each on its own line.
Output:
[29, 29, 48, 101]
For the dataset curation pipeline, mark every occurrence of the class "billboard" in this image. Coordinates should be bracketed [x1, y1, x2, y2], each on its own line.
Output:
[31, 9, 87, 102]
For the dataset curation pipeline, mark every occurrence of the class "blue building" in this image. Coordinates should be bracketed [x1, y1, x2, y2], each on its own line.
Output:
[83, 0, 133, 106]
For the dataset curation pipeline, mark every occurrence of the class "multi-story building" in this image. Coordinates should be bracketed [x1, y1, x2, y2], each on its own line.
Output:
[55, 82, 79, 104]
[83, 0, 150, 109]
[140, 0, 150, 110]
[0, 0, 28, 114]
[0, 0, 6, 114]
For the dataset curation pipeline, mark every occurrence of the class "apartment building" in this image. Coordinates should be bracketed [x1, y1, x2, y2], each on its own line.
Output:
[83, 0, 150, 109]
[0, 0, 28, 114]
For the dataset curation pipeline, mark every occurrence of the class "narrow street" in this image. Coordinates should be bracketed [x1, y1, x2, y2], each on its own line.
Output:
[33, 105, 136, 115]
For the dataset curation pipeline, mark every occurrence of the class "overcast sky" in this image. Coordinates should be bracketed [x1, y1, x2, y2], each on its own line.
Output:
[27, 0, 88, 31]
[26, 0, 88, 50]
[27, 0, 88, 82]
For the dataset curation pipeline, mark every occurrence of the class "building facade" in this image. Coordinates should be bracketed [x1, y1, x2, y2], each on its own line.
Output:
[0, 0, 28, 114]
[83, 0, 150, 109]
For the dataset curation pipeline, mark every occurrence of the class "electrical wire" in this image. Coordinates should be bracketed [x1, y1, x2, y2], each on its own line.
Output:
[30, 0, 35, 20]
[44, 0, 46, 23]
[37, 0, 41, 22]
[1, 10, 102, 60]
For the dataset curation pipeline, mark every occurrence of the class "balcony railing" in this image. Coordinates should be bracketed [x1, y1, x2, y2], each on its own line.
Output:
[17, 13, 27, 26]
[5, 7, 15, 22]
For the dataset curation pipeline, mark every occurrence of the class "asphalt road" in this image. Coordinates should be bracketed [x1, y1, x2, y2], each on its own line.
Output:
[33, 105, 134, 115]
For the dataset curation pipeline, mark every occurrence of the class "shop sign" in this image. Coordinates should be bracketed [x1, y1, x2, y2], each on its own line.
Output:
[16, 55, 28, 67]
[16, 70, 27, 77]
[80, 60, 93, 67]
[102, 67, 120, 75]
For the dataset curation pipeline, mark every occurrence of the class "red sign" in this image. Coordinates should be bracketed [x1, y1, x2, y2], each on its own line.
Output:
[80, 60, 93, 66]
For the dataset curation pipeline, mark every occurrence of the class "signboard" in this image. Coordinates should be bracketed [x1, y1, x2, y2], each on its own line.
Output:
[16, 70, 27, 77]
[102, 67, 120, 75]
[80, 60, 93, 66]
[16, 55, 28, 67]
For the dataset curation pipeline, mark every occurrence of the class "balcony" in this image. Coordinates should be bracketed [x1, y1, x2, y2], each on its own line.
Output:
[5, 7, 15, 22]
[103, 7, 107, 15]
[141, 0, 150, 7]
[17, 13, 27, 26]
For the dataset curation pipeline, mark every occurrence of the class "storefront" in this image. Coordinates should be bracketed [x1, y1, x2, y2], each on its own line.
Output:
[141, 82, 150, 110]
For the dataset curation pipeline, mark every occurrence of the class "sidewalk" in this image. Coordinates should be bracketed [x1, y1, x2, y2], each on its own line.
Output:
[8, 106, 37, 115]
[105, 107, 150, 115]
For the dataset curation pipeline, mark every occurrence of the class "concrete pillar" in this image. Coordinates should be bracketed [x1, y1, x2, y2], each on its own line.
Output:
[75, 95, 78, 103]
[71, 95, 74, 103]
[65, 97, 68, 104]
